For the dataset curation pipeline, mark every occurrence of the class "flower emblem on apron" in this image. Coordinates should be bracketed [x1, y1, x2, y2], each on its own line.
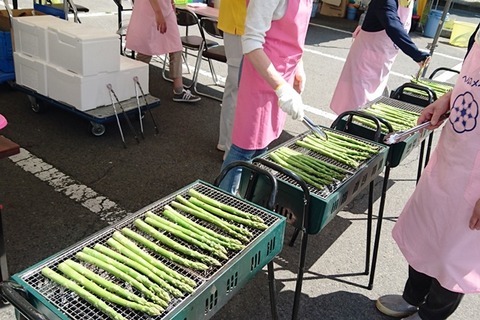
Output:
[450, 91, 478, 133]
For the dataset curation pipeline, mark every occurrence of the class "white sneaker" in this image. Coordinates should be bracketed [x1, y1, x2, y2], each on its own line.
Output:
[216, 144, 226, 152]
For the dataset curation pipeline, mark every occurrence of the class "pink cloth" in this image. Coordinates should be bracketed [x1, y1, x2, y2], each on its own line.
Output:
[125, 0, 182, 56]
[0, 114, 7, 130]
[329, 2, 412, 115]
[393, 43, 480, 294]
[231, 0, 312, 150]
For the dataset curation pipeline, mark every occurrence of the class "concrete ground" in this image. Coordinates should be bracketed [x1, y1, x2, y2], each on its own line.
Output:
[0, 0, 479, 319]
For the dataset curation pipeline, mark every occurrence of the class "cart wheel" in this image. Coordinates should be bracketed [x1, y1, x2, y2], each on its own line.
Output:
[90, 123, 106, 137]
[28, 96, 43, 113]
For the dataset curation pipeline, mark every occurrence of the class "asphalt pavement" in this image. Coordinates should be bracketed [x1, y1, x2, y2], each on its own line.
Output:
[0, 1, 479, 319]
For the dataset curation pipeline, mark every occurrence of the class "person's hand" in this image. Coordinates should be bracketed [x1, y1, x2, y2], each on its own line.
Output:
[417, 55, 431, 68]
[275, 83, 305, 121]
[155, 11, 167, 33]
[469, 199, 480, 230]
[293, 67, 306, 94]
[417, 91, 451, 129]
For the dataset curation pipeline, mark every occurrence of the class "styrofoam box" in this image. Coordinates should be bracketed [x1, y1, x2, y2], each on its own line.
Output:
[46, 56, 149, 111]
[114, 56, 149, 97]
[47, 23, 120, 76]
[12, 15, 70, 60]
[14, 52, 48, 96]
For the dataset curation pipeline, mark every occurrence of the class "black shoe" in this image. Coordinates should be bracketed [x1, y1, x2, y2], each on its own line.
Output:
[173, 89, 201, 103]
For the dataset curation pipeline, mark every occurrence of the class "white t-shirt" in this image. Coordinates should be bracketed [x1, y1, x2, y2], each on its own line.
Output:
[241, 0, 288, 54]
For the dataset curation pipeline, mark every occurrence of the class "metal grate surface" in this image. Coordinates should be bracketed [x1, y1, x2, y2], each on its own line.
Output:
[16, 182, 282, 320]
[258, 128, 387, 199]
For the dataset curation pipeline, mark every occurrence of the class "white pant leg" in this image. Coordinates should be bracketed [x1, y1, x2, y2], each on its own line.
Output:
[218, 33, 242, 154]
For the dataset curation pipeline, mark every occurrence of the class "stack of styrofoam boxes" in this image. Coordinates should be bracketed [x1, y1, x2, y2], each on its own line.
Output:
[12, 16, 149, 111]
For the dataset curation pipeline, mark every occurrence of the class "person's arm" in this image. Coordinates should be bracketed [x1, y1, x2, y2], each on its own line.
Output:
[375, 0, 429, 63]
[469, 198, 480, 230]
[149, 0, 167, 33]
[245, 48, 286, 90]
[417, 90, 452, 129]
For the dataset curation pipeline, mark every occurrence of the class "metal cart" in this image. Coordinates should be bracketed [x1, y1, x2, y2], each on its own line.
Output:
[4, 0, 160, 147]
[12, 81, 161, 147]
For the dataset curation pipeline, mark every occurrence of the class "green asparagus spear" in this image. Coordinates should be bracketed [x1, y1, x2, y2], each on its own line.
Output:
[75, 251, 168, 306]
[173, 196, 252, 242]
[187, 197, 268, 230]
[144, 216, 228, 259]
[41, 267, 127, 320]
[135, 219, 222, 267]
[114, 230, 197, 288]
[81, 247, 171, 304]
[94, 243, 194, 294]
[63, 259, 161, 310]
[187, 189, 264, 223]
[162, 206, 245, 251]
[58, 262, 163, 316]
[145, 211, 227, 254]
[119, 227, 209, 271]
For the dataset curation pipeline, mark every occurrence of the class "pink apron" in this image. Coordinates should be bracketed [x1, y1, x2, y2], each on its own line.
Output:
[125, 0, 182, 56]
[231, 0, 312, 150]
[393, 42, 480, 294]
[330, 1, 412, 114]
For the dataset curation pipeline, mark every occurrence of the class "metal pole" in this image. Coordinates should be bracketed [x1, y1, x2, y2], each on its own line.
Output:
[424, 0, 453, 76]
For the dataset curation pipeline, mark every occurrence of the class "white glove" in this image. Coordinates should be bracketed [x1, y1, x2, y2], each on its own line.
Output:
[275, 84, 305, 121]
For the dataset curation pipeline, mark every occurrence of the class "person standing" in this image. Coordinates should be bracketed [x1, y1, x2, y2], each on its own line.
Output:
[330, 0, 430, 114]
[219, 0, 311, 194]
[216, 0, 247, 158]
[376, 29, 480, 320]
[126, 0, 200, 103]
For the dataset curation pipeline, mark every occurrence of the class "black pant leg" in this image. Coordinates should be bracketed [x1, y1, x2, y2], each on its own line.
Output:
[418, 279, 464, 320]
[402, 266, 432, 306]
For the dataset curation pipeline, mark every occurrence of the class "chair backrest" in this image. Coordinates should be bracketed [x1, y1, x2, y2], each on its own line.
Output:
[176, 7, 201, 28]
[200, 17, 223, 40]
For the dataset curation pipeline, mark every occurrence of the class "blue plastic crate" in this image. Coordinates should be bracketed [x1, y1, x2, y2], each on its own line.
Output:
[0, 31, 14, 73]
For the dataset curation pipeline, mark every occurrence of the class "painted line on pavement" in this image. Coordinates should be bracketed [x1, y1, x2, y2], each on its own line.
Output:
[9, 148, 127, 224]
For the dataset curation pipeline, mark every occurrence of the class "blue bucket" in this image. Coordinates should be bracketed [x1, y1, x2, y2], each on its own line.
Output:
[424, 9, 447, 38]
[346, 6, 357, 20]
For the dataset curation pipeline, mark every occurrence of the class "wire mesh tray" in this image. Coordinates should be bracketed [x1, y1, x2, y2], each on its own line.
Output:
[335, 96, 430, 168]
[255, 128, 389, 234]
[10, 180, 286, 320]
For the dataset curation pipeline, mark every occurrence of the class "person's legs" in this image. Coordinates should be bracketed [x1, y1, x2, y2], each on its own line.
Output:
[417, 279, 464, 320]
[218, 33, 242, 154]
[377, 266, 431, 317]
[378, 266, 465, 319]
[402, 266, 433, 306]
[135, 53, 152, 64]
[218, 144, 267, 195]
[169, 51, 200, 103]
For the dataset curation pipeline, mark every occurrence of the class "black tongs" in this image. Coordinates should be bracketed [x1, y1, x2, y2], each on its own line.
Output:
[303, 115, 328, 140]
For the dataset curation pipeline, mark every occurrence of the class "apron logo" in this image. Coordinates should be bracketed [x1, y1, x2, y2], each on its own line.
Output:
[450, 91, 478, 133]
